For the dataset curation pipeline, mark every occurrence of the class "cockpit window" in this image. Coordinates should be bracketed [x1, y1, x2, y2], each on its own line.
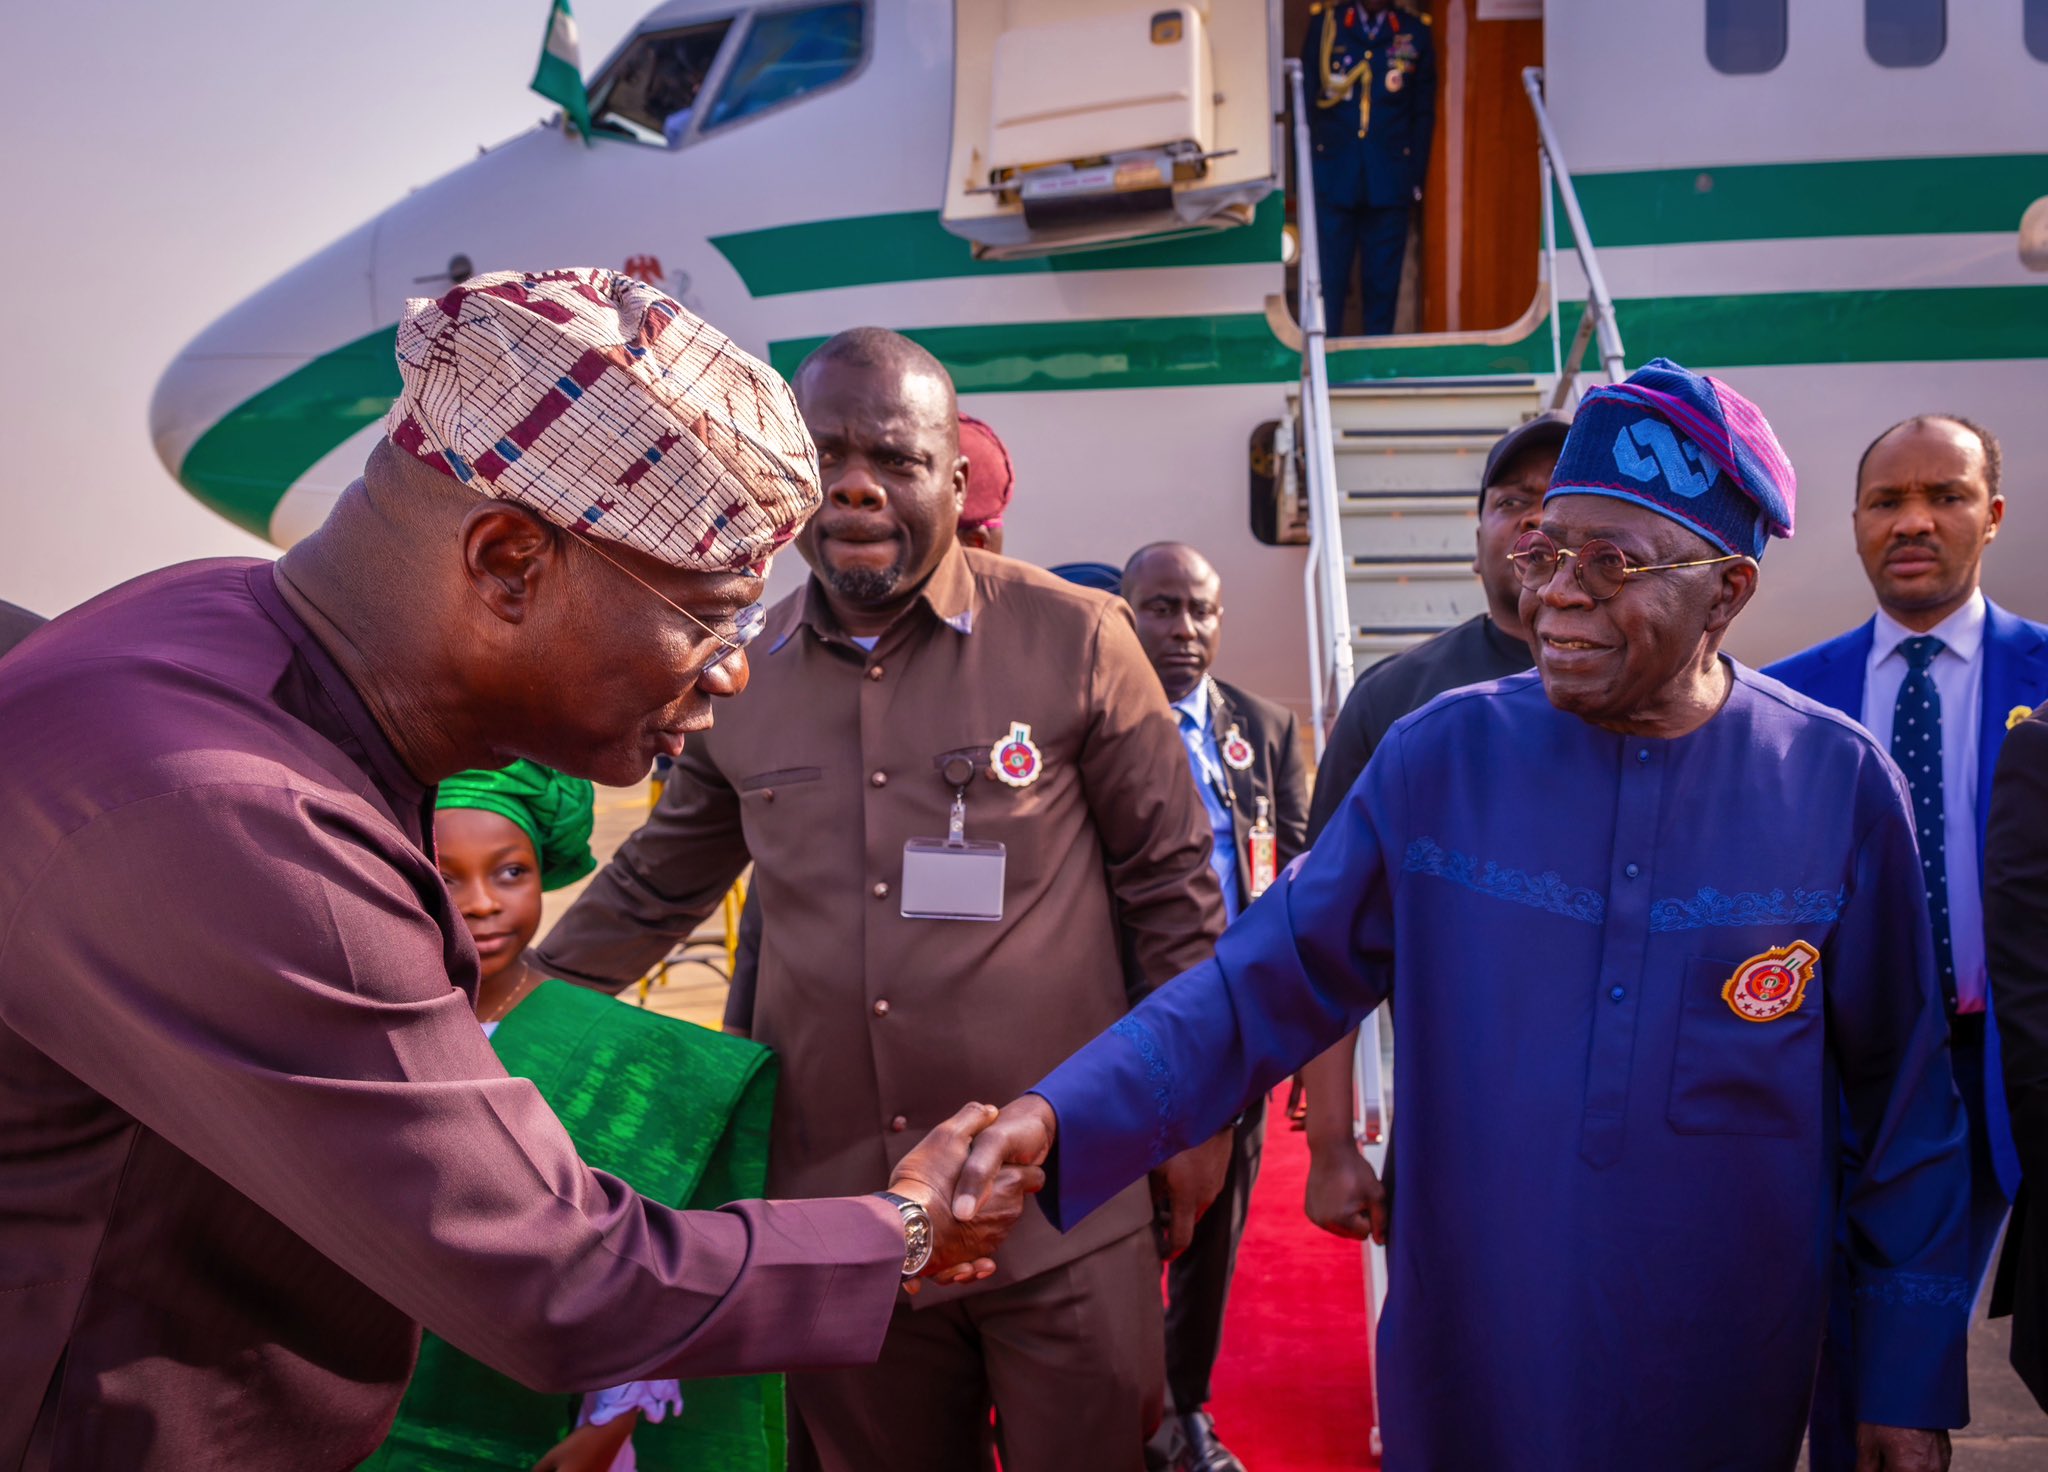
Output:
[1705, 0, 1787, 75]
[703, 3, 865, 131]
[590, 21, 733, 147]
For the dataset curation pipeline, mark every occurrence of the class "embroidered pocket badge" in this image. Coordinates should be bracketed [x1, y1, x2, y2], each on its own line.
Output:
[1722, 941, 1820, 1022]
[992, 722, 1043, 788]
[1221, 726, 1255, 772]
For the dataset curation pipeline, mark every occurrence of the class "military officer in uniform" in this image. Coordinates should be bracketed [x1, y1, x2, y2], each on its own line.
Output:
[1302, 0, 1437, 336]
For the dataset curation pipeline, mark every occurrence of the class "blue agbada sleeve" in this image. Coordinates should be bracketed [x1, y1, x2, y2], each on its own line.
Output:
[1033, 736, 1404, 1228]
[1827, 768, 1973, 1429]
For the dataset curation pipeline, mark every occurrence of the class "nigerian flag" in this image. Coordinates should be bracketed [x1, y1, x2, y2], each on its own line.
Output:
[532, 0, 593, 141]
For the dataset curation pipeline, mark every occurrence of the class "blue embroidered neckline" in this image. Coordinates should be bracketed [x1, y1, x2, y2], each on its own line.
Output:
[1402, 838, 1605, 925]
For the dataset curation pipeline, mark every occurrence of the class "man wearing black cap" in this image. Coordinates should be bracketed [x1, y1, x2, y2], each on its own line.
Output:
[1295, 414, 1563, 1238]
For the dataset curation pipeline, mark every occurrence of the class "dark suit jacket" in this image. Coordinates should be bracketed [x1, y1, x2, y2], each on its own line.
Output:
[1208, 680, 1311, 908]
[1986, 710, 2048, 1405]
[1765, 598, 2048, 1201]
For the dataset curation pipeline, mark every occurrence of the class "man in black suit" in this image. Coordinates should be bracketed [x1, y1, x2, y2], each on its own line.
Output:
[1988, 705, 2048, 1410]
[1123, 541, 1310, 1472]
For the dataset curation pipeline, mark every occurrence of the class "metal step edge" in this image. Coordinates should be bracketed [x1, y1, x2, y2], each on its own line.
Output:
[1348, 554, 1474, 568]
[1337, 426, 1523, 440]
[1327, 376, 1542, 393]
[1344, 488, 1479, 502]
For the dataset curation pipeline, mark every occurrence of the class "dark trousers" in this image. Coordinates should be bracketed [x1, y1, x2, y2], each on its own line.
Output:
[1165, 1096, 1269, 1412]
[1807, 1020, 2010, 1472]
[789, 1226, 1165, 1472]
[1315, 201, 1411, 337]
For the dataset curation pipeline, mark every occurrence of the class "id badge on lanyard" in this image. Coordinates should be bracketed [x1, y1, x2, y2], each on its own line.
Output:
[900, 755, 1007, 922]
[1247, 795, 1278, 899]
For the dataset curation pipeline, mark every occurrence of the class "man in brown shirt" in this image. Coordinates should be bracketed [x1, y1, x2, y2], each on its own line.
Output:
[538, 328, 1229, 1472]
[0, 275, 1035, 1471]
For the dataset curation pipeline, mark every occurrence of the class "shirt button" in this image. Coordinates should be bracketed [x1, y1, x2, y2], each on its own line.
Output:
[1624, 863, 1639, 879]
[1610, 986, 1626, 1002]
[873, 999, 891, 1017]
[871, 770, 888, 788]
[873, 881, 890, 899]
[890, 1115, 907, 1133]
[1637, 749, 1650, 763]
[868, 665, 885, 681]
[761, 789, 774, 802]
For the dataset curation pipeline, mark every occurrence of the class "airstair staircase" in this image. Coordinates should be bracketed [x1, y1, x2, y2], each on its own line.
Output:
[1291, 375, 1549, 675]
[1280, 60, 1628, 1459]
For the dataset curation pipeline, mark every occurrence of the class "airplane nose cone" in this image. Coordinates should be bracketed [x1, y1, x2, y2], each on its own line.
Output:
[151, 218, 389, 543]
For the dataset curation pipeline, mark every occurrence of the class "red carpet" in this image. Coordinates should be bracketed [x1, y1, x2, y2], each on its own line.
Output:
[1202, 1088, 1380, 1469]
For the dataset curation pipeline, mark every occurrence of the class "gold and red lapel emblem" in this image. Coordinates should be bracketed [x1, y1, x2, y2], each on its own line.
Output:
[992, 722, 1043, 788]
[1722, 941, 1820, 1022]
[1221, 725, 1255, 772]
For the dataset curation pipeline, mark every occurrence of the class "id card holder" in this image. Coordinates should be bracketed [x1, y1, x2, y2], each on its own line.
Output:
[900, 779, 1006, 922]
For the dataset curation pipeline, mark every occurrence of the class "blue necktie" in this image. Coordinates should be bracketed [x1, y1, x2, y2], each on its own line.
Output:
[1891, 634, 1955, 1003]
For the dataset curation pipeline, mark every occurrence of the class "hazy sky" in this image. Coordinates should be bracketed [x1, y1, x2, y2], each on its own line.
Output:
[0, 0, 650, 615]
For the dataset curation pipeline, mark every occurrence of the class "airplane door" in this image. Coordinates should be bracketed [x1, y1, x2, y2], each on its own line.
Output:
[1420, 0, 1541, 333]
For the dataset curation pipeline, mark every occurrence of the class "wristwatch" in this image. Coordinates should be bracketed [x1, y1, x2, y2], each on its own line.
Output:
[876, 1190, 934, 1278]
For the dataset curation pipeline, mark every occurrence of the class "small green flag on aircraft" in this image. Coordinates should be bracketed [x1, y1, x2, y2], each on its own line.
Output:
[531, 0, 593, 141]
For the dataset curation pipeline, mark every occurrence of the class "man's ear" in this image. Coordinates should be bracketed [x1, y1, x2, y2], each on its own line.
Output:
[1703, 558, 1760, 638]
[952, 454, 970, 517]
[461, 503, 560, 625]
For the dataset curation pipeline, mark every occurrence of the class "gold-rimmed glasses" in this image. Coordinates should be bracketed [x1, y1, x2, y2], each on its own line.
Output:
[1506, 530, 1747, 601]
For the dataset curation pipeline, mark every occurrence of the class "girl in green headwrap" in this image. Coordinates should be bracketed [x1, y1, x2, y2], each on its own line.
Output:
[369, 762, 784, 1472]
[434, 760, 597, 1030]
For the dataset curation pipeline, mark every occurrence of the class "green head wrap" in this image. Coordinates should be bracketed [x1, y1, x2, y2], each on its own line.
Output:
[435, 760, 597, 891]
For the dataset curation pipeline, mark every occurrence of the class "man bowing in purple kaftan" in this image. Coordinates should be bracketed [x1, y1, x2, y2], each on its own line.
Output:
[953, 360, 1973, 1472]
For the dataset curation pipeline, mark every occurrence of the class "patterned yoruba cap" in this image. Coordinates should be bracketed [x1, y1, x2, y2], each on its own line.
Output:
[1545, 357, 1796, 560]
[385, 268, 820, 573]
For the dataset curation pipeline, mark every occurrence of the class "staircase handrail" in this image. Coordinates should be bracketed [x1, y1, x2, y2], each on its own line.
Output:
[1284, 58, 1356, 756]
[1523, 66, 1627, 392]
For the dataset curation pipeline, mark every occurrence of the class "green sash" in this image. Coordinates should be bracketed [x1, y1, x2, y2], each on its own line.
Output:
[360, 981, 784, 1471]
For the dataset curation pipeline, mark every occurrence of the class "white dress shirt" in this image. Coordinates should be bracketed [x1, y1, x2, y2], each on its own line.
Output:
[1862, 589, 1987, 1011]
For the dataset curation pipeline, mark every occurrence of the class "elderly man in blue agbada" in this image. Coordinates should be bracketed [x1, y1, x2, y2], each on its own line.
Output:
[951, 360, 1973, 1472]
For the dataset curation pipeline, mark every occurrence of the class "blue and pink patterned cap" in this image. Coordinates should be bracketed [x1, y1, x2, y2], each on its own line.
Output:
[1545, 358, 1796, 560]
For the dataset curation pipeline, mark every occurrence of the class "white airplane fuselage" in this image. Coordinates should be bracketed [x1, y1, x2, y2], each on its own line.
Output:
[150, 0, 2048, 706]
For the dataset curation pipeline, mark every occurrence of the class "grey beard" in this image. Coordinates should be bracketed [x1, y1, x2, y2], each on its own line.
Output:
[823, 562, 904, 605]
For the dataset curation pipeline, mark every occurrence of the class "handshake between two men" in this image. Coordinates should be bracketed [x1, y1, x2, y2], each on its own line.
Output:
[884, 1098, 1066, 1289]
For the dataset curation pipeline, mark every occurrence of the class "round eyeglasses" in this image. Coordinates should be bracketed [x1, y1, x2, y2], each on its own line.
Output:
[1506, 530, 1746, 601]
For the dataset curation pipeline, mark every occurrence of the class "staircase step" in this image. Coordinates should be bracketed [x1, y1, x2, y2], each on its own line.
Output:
[1345, 487, 1479, 502]
[1318, 380, 1540, 397]
[1344, 563, 1488, 631]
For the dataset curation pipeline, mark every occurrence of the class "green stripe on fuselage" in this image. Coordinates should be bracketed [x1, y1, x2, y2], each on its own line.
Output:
[1563, 153, 2048, 250]
[711, 195, 1286, 298]
[174, 284, 2048, 539]
[177, 325, 400, 537]
[769, 284, 2048, 392]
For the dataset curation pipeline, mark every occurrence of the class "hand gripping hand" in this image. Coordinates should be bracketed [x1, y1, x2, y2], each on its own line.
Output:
[950, 1095, 1058, 1228]
[888, 1103, 1044, 1293]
